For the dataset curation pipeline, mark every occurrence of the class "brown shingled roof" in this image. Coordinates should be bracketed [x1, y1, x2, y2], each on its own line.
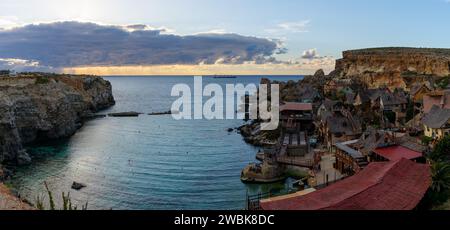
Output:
[422, 105, 450, 128]
[280, 102, 313, 112]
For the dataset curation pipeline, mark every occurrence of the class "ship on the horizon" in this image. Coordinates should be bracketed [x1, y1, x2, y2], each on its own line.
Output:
[213, 75, 237, 79]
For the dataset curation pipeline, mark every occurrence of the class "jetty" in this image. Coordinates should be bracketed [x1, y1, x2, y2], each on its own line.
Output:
[241, 102, 318, 183]
[148, 110, 179, 115]
[108, 111, 142, 117]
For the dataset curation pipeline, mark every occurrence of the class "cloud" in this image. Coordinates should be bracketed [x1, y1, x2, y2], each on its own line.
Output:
[195, 29, 229, 35]
[300, 56, 335, 71]
[0, 58, 57, 72]
[278, 21, 310, 33]
[66, 61, 336, 76]
[301, 48, 319, 59]
[0, 21, 284, 69]
[0, 16, 20, 29]
[266, 20, 310, 34]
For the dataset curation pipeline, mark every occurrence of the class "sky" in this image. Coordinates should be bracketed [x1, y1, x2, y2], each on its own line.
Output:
[1, 0, 450, 75]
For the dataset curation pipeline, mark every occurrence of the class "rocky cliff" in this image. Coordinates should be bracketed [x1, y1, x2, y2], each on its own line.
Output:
[0, 74, 114, 167]
[334, 47, 450, 89]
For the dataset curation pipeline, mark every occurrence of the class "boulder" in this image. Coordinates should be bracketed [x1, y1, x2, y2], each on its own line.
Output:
[314, 69, 325, 78]
[16, 150, 31, 166]
[71, 181, 87, 190]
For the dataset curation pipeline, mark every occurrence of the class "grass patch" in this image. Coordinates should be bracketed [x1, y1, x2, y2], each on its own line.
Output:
[35, 76, 50, 84]
[284, 168, 309, 179]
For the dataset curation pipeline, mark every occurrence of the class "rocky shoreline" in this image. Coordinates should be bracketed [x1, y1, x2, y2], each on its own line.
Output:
[0, 74, 115, 186]
[0, 183, 34, 210]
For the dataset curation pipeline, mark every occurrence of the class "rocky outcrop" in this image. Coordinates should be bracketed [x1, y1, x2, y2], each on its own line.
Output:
[239, 122, 280, 146]
[0, 74, 115, 166]
[335, 48, 450, 89]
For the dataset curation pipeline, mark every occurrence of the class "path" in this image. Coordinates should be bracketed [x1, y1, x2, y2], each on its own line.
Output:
[314, 153, 344, 186]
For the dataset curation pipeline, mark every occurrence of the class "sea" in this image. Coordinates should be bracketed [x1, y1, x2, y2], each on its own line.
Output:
[9, 75, 303, 210]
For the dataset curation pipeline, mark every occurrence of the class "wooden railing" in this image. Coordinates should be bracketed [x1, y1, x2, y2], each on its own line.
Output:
[246, 192, 272, 210]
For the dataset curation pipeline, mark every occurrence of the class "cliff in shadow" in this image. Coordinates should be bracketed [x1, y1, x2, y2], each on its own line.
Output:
[0, 74, 114, 168]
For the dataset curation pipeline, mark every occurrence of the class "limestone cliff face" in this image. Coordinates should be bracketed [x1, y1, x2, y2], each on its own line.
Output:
[0, 75, 115, 165]
[335, 48, 450, 89]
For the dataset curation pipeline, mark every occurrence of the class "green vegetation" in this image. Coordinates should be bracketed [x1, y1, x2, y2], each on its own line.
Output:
[437, 77, 450, 89]
[35, 181, 88, 210]
[401, 70, 418, 77]
[429, 135, 450, 162]
[0, 70, 11, 76]
[384, 111, 396, 124]
[263, 126, 281, 141]
[428, 161, 450, 205]
[426, 136, 450, 208]
[433, 199, 450, 210]
[328, 90, 345, 101]
[421, 136, 433, 146]
[348, 47, 450, 56]
[405, 101, 415, 122]
[284, 169, 308, 179]
[35, 76, 50, 84]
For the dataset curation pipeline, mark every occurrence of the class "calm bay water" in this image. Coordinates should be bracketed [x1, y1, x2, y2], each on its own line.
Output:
[10, 75, 302, 210]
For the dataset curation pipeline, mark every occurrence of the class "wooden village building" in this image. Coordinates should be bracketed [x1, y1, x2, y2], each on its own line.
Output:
[316, 102, 362, 152]
[410, 82, 433, 105]
[295, 84, 321, 104]
[323, 79, 353, 96]
[423, 89, 450, 114]
[280, 102, 314, 133]
[353, 88, 388, 109]
[280, 102, 314, 157]
[422, 105, 450, 140]
[334, 140, 368, 175]
[377, 90, 409, 126]
[333, 130, 426, 175]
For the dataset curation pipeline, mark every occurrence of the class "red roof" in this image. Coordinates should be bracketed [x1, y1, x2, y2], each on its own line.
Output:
[260, 159, 430, 210]
[373, 146, 423, 161]
[280, 102, 313, 112]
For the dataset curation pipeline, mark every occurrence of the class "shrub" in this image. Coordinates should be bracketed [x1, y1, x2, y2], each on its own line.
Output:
[427, 161, 450, 206]
[430, 135, 450, 162]
[35, 76, 50, 84]
[405, 101, 415, 122]
[422, 136, 433, 146]
[437, 77, 449, 89]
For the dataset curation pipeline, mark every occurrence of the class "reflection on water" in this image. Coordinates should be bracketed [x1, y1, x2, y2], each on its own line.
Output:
[10, 76, 302, 210]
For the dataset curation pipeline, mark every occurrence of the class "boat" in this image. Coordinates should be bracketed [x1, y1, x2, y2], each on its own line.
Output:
[213, 75, 237, 79]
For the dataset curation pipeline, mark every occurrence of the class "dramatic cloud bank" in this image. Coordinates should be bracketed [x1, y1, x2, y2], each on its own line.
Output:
[0, 21, 284, 69]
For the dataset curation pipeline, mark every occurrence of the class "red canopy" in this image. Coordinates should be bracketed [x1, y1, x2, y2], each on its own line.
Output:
[260, 159, 430, 210]
[373, 146, 423, 161]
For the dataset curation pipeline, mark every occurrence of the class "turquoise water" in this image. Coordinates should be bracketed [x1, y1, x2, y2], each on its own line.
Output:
[10, 75, 302, 210]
